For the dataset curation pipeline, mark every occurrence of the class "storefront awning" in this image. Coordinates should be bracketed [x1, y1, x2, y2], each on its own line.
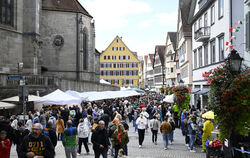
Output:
[191, 89, 200, 94]
[196, 89, 209, 95]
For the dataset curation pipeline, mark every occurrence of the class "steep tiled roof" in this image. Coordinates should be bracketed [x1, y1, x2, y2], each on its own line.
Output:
[179, 0, 192, 33]
[149, 54, 155, 66]
[42, 0, 92, 18]
[144, 55, 148, 66]
[155, 45, 166, 67]
[168, 32, 177, 50]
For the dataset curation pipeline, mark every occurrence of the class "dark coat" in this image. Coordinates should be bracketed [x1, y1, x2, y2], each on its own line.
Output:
[20, 133, 55, 158]
[91, 126, 110, 151]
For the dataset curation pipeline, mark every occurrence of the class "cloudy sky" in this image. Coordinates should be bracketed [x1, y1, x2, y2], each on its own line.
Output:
[79, 0, 178, 56]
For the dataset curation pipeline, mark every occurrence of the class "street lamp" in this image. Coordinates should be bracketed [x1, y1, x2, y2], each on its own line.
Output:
[225, 49, 243, 72]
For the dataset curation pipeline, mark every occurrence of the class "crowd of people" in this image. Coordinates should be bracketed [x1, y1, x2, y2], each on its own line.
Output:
[0, 93, 214, 158]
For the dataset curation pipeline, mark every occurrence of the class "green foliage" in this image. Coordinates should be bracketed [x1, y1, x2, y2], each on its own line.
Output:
[204, 65, 250, 141]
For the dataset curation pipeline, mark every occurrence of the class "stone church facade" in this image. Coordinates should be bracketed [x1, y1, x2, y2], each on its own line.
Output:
[0, 0, 118, 99]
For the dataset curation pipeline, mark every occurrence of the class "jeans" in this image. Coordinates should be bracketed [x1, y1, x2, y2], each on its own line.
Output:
[78, 137, 89, 154]
[94, 148, 108, 158]
[138, 129, 145, 145]
[189, 134, 195, 150]
[151, 129, 158, 143]
[65, 146, 77, 158]
[124, 144, 128, 155]
[181, 122, 185, 135]
[109, 138, 114, 156]
[133, 119, 138, 132]
[162, 133, 169, 148]
[58, 133, 63, 141]
[169, 131, 174, 142]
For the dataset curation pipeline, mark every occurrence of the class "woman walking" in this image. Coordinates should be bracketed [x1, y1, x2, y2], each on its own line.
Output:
[111, 124, 129, 158]
[77, 118, 90, 155]
[56, 116, 65, 140]
[149, 116, 160, 145]
[136, 113, 147, 148]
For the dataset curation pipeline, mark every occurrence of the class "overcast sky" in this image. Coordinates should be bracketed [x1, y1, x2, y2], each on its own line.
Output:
[79, 0, 178, 56]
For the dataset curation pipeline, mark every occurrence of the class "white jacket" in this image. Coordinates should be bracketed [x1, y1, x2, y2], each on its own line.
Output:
[136, 116, 147, 130]
[77, 120, 90, 138]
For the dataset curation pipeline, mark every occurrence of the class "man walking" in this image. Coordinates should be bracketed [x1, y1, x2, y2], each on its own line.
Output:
[63, 120, 78, 158]
[91, 120, 110, 158]
[160, 117, 172, 150]
[20, 123, 55, 158]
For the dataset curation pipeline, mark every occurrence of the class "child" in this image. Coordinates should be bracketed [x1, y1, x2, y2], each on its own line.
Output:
[0, 130, 11, 158]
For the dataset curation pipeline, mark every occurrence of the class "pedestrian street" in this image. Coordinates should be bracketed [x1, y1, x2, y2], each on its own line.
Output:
[10, 122, 206, 158]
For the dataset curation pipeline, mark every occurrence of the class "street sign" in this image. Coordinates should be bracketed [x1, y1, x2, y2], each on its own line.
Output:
[7, 76, 23, 80]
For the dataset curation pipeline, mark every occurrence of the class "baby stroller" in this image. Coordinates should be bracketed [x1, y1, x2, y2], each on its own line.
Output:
[195, 128, 203, 146]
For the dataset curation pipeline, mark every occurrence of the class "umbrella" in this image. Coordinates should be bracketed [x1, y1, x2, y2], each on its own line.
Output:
[202, 111, 214, 119]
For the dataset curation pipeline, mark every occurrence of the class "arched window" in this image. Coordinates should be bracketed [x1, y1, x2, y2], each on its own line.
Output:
[82, 30, 88, 70]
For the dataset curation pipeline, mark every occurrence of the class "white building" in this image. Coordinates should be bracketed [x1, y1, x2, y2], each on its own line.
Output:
[144, 54, 155, 89]
[165, 32, 177, 87]
[176, 0, 193, 87]
[244, 0, 250, 66]
[189, 0, 244, 108]
[153, 45, 166, 92]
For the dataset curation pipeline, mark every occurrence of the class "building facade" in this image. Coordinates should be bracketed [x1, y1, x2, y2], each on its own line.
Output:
[153, 45, 166, 92]
[100, 36, 140, 87]
[244, 0, 250, 66]
[138, 56, 144, 89]
[165, 32, 177, 87]
[189, 0, 244, 108]
[176, 0, 193, 87]
[144, 54, 155, 89]
[0, 0, 117, 100]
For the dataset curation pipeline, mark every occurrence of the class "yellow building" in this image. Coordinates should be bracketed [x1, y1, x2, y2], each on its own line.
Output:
[100, 36, 140, 87]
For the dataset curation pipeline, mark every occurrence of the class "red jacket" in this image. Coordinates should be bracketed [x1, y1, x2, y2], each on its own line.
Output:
[0, 139, 11, 158]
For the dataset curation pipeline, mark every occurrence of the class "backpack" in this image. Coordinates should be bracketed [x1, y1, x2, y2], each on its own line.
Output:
[108, 123, 117, 137]
[43, 129, 50, 137]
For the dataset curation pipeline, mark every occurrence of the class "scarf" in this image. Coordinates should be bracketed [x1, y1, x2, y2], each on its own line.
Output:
[117, 131, 125, 143]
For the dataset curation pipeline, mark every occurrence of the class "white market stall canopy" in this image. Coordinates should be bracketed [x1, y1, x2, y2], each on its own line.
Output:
[0, 101, 16, 109]
[1, 95, 46, 102]
[35, 89, 82, 105]
[163, 94, 175, 103]
[100, 79, 111, 85]
[80, 90, 141, 101]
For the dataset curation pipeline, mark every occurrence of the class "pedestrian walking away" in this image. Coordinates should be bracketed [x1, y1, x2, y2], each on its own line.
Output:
[149, 115, 160, 145]
[63, 120, 78, 158]
[160, 117, 172, 150]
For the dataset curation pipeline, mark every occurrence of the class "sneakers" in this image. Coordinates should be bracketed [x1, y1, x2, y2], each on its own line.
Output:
[188, 147, 190, 150]
[164, 147, 168, 150]
[185, 144, 189, 147]
[139, 145, 142, 148]
[201, 149, 206, 153]
[190, 150, 196, 153]
[77, 153, 81, 156]
[169, 142, 173, 145]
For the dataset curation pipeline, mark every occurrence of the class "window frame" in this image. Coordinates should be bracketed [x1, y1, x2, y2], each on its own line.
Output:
[218, 0, 224, 19]
[219, 36, 224, 61]
[210, 40, 216, 64]
[211, 5, 215, 25]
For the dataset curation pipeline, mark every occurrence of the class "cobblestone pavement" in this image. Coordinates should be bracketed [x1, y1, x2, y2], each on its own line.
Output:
[10, 122, 206, 158]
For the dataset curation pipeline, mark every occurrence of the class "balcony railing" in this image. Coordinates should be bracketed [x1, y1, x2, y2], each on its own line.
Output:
[194, 27, 210, 42]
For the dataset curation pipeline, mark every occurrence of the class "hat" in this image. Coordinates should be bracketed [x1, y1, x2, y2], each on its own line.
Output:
[0, 130, 7, 135]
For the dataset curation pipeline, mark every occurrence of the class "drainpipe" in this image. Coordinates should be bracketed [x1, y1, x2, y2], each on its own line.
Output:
[76, 13, 79, 80]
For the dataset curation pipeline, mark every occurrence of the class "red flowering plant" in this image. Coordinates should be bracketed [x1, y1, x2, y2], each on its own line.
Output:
[172, 86, 190, 111]
[203, 64, 250, 140]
